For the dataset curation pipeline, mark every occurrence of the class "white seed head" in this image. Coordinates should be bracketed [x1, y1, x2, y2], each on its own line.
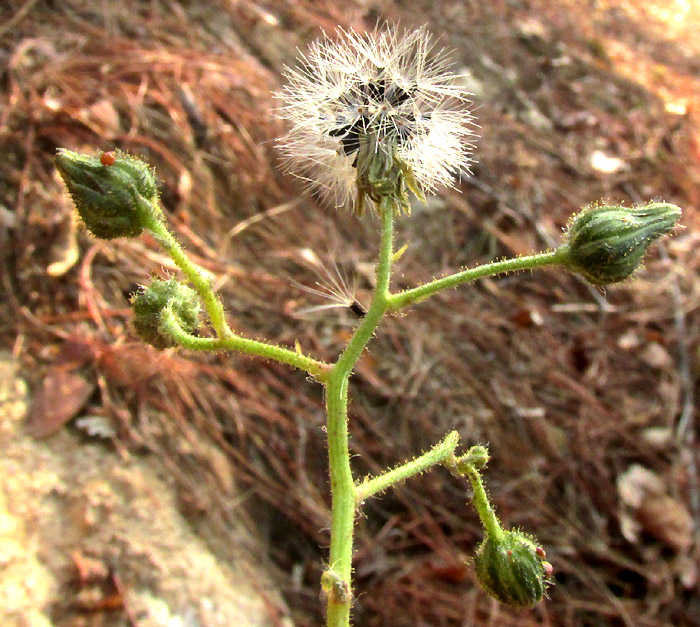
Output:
[276, 26, 476, 212]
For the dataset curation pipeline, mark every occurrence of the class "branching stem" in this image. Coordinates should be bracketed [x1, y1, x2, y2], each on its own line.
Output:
[159, 306, 330, 379]
[144, 199, 329, 379]
[145, 195, 563, 627]
[462, 462, 504, 542]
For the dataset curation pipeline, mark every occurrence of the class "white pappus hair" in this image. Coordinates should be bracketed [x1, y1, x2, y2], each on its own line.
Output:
[275, 26, 477, 211]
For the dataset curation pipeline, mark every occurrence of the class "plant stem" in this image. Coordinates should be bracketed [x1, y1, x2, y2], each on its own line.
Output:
[335, 200, 395, 375]
[159, 306, 330, 380]
[325, 201, 394, 627]
[140, 201, 231, 339]
[463, 463, 504, 542]
[325, 370, 354, 626]
[387, 249, 567, 312]
[355, 431, 460, 504]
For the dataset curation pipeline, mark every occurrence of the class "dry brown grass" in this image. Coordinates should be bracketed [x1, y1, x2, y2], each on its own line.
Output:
[1, 0, 698, 625]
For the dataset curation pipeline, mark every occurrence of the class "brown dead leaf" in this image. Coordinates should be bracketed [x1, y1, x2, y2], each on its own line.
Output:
[26, 370, 94, 438]
[617, 464, 693, 552]
[637, 493, 693, 552]
[509, 307, 544, 328]
[639, 343, 674, 370]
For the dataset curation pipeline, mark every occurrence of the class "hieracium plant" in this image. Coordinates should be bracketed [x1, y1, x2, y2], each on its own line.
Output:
[56, 26, 681, 626]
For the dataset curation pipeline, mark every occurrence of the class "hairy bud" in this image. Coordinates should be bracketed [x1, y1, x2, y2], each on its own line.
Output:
[55, 149, 158, 239]
[474, 530, 552, 608]
[463, 445, 490, 469]
[131, 279, 200, 349]
[562, 202, 681, 285]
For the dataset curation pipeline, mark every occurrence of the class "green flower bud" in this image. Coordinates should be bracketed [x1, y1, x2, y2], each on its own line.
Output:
[131, 279, 200, 349]
[464, 445, 490, 469]
[562, 202, 681, 285]
[55, 148, 158, 239]
[451, 445, 490, 476]
[474, 530, 552, 608]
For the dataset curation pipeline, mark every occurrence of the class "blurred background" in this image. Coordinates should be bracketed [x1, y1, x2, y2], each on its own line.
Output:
[1, 0, 699, 625]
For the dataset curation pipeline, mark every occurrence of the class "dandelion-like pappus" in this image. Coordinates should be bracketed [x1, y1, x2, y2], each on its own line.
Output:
[276, 27, 476, 215]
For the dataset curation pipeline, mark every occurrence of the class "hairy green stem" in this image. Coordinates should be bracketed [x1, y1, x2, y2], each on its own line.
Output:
[463, 463, 504, 542]
[325, 201, 394, 627]
[355, 431, 460, 503]
[325, 371, 354, 626]
[335, 199, 395, 375]
[387, 249, 567, 311]
[140, 200, 231, 339]
[159, 306, 329, 379]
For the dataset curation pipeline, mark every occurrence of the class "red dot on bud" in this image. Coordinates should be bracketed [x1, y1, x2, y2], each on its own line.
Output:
[506, 550, 513, 557]
[536, 547, 547, 559]
[100, 151, 116, 166]
[543, 562, 554, 578]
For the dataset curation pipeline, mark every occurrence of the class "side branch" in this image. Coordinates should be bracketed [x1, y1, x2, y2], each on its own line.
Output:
[387, 249, 567, 311]
[141, 202, 231, 339]
[159, 307, 330, 380]
[355, 431, 460, 504]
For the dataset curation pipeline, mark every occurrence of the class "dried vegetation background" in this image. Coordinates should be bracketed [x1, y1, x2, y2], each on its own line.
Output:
[1, 0, 699, 625]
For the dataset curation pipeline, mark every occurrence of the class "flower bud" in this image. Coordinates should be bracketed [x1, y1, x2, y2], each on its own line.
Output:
[464, 445, 489, 469]
[474, 530, 552, 608]
[55, 149, 158, 239]
[562, 202, 681, 285]
[451, 445, 490, 476]
[131, 279, 200, 349]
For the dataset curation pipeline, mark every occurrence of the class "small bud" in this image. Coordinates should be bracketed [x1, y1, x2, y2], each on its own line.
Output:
[55, 148, 158, 239]
[561, 202, 681, 285]
[321, 569, 352, 605]
[474, 530, 552, 608]
[464, 445, 490, 469]
[450, 445, 490, 477]
[131, 279, 200, 349]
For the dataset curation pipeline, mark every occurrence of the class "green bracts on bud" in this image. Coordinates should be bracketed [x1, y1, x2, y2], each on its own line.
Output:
[561, 202, 681, 285]
[474, 530, 551, 608]
[355, 135, 424, 216]
[55, 149, 158, 239]
[131, 279, 201, 349]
